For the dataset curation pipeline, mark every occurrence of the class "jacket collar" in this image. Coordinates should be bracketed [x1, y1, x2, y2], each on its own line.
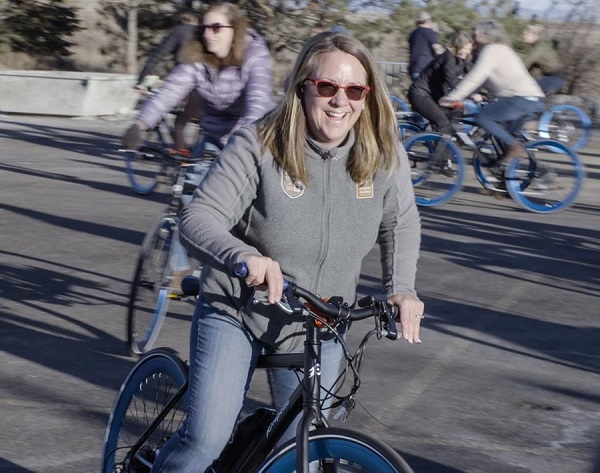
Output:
[306, 128, 356, 161]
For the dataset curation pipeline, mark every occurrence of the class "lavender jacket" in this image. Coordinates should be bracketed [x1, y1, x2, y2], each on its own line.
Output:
[137, 30, 275, 147]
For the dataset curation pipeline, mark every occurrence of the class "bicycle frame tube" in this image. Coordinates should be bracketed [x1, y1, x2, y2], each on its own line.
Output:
[297, 317, 322, 473]
[223, 318, 326, 473]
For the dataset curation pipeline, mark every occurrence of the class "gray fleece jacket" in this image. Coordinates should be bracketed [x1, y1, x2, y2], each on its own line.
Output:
[179, 124, 421, 352]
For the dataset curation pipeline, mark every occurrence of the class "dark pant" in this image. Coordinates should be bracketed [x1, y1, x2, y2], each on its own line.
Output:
[408, 92, 454, 135]
[476, 96, 544, 146]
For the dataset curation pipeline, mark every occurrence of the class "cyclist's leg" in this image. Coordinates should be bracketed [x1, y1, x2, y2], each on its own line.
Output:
[174, 90, 201, 150]
[168, 138, 222, 288]
[408, 92, 453, 134]
[476, 97, 525, 146]
[191, 133, 223, 160]
[151, 303, 262, 473]
[268, 336, 345, 446]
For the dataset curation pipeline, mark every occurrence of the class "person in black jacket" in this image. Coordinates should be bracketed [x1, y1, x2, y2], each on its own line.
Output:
[136, 7, 199, 88]
[136, 7, 200, 150]
[407, 31, 480, 135]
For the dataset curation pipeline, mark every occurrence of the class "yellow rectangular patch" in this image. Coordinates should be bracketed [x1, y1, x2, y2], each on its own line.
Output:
[356, 180, 374, 199]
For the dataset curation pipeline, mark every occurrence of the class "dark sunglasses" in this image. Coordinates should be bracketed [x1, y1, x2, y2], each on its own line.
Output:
[200, 23, 234, 34]
[305, 78, 370, 101]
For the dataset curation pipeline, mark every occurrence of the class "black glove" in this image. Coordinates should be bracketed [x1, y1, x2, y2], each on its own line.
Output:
[122, 123, 143, 150]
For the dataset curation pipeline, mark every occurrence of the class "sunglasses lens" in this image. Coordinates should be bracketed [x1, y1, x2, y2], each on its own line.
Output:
[346, 86, 366, 100]
[202, 24, 223, 33]
[315, 81, 338, 98]
[309, 79, 368, 100]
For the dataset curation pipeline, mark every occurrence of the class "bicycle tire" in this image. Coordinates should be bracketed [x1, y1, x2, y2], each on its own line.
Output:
[127, 215, 177, 356]
[404, 133, 465, 206]
[504, 139, 585, 213]
[125, 139, 168, 195]
[101, 348, 188, 473]
[389, 95, 411, 112]
[258, 427, 414, 473]
[537, 104, 591, 152]
[398, 122, 422, 143]
[472, 139, 504, 193]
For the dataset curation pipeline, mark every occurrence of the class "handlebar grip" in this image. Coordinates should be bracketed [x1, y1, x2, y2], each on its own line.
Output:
[233, 261, 249, 277]
[232, 262, 289, 291]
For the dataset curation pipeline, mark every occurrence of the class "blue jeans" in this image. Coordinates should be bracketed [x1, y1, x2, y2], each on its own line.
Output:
[170, 137, 222, 273]
[151, 301, 345, 472]
[476, 96, 544, 146]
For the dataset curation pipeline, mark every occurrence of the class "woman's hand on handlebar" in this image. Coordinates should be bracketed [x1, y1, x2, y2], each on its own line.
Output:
[439, 97, 463, 109]
[241, 255, 285, 304]
[470, 93, 485, 103]
[387, 293, 424, 344]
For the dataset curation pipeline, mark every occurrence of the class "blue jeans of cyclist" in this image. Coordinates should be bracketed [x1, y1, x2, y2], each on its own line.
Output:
[151, 301, 345, 473]
[170, 137, 222, 274]
[475, 96, 544, 146]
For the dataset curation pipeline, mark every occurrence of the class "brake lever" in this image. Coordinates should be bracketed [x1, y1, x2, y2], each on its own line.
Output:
[382, 304, 400, 340]
[358, 295, 399, 340]
[283, 284, 304, 315]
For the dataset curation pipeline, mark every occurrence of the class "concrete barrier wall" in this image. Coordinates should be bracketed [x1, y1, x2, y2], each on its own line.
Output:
[0, 71, 139, 116]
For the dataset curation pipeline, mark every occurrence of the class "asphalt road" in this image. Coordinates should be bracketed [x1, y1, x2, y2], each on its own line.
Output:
[1, 113, 599, 473]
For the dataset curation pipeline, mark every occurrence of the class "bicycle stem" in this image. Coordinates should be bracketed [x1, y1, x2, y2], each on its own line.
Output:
[297, 316, 322, 473]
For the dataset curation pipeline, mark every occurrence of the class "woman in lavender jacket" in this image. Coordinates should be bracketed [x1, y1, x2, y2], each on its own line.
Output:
[122, 1, 275, 151]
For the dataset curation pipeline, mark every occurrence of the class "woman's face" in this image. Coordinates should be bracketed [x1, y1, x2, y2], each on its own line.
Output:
[473, 30, 486, 46]
[522, 30, 539, 45]
[302, 51, 368, 148]
[202, 9, 235, 58]
[457, 42, 473, 60]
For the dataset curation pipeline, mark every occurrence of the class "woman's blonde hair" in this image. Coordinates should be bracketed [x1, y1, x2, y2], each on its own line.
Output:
[258, 31, 399, 185]
[447, 31, 472, 55]
[180, 2, 247, 68]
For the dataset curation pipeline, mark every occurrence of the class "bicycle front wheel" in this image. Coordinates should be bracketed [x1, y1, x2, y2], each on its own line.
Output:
[125, 130, 169, 194]
[101, 348, 188, 473]
[505, 139, 585, 213]
[127, 215, 177, 355]
[538, 104, 591, 151]
[259, 427, 414, 473]
[404, 133, 465, 206]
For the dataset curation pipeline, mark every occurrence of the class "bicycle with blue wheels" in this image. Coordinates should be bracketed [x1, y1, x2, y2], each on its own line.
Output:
[403, 101, 586, 213]
[101, 263, 415, 473]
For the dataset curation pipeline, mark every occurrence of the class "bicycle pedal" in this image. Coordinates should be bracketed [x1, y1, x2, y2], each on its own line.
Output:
[455, 131, 475, 147]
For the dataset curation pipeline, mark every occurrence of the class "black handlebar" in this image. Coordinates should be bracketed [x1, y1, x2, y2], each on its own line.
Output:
[233, 262, 399, 340]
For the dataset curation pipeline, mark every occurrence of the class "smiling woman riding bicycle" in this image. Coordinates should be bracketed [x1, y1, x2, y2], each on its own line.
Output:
[148, 31, 424, 472]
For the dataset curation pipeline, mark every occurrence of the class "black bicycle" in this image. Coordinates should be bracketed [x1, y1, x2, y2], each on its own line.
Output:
[126, 146, 215, 355]
[102, 263, 415, 472]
